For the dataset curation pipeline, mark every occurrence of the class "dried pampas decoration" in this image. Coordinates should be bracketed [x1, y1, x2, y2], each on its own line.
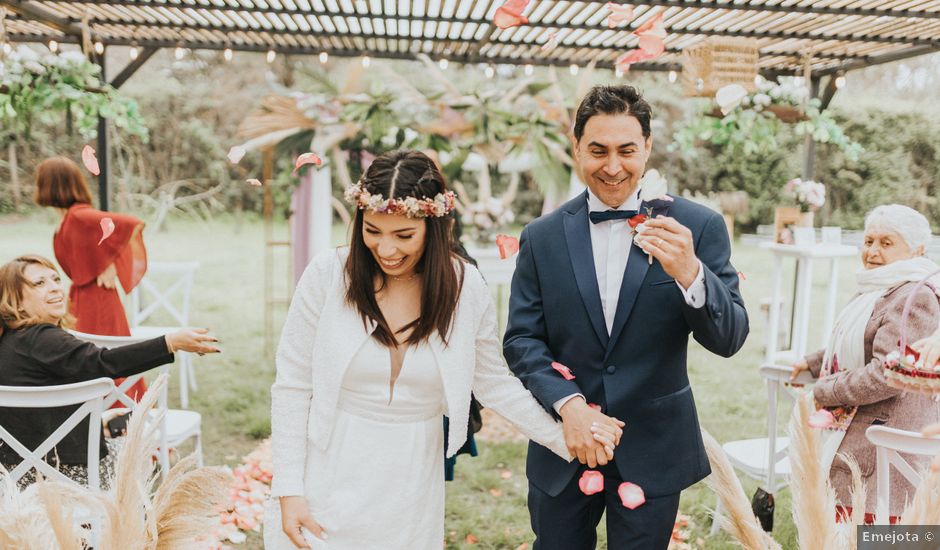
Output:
[0, 374, 233, 549]
[701, 429, 782, 550]
[788, 393, 840, 550]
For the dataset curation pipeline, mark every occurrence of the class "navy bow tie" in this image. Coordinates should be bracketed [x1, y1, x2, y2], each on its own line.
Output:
[589, 209, 639, 224]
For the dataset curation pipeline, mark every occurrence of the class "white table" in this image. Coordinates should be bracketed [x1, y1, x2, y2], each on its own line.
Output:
[760, 241, 858, 364]
[467, 247, 517, 333]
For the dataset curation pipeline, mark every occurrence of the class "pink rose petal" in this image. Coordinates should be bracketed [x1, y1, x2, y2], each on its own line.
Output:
[737, 271, 746, 280]
[618, 482, 646, 509]
[551, 361, 576, 380]
[227, 145, 246, 164]
[292, 152, 323, 175]
[246, 178, 263, 187]
[808, 409, 835, 429]
[578, 470, 604, 496]
[637, 34, 665, 56]
[82, 145, 100, 176]
[496, 234, 520, 259]
[98, 217, 115, 246]
[540, 32, 559, 52]
[493, 0, 529, 30]
[606, 3, 635, 28]
[615, 48, 656, 73]
[633, 10, 665, 38]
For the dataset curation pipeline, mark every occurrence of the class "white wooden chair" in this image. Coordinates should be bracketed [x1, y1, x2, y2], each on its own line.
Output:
[865, 425, 940, 523]
[711, 363, 816, 534]
[67, 330, 203, 477]
[0, 377, 115, 490]
[130, 261, 200, 408]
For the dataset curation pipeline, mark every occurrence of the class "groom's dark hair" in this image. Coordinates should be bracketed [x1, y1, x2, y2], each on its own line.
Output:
[573, 85, 653, 141]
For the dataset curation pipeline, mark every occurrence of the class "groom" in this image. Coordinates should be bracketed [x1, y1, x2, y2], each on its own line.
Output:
[504, 85, 749, 549]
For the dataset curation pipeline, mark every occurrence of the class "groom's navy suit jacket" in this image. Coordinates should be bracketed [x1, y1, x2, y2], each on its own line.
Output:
[504, 192, 749, 498]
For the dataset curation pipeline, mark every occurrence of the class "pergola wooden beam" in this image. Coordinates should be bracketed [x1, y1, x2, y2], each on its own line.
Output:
[0, 0, 81, 36]
[814, 44, 940, 76]
[109, 45, 158, 89]
[41, 12, 940, 48]
[64, 0, 940, 21]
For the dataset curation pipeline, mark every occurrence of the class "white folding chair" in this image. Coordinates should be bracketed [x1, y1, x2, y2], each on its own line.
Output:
[865, 425, 940, 523]
[711, 363, 816, 534]
[0, 377, 115, 490]
[67, 330, 203, 477]
[130, 261, 200, 408]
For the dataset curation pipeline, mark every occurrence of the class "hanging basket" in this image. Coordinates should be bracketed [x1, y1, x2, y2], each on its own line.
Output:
[884, 268, 940, 394]
[681, 38, 760, 98]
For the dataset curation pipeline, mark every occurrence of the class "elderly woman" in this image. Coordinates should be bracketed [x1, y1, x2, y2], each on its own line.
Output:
[791, 204, 940, 523]
[0, 255, 219, 487]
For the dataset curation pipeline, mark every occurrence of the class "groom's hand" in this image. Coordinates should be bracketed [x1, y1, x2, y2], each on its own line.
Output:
[635, 216, 699, 289]
[559, 398, 625, 467]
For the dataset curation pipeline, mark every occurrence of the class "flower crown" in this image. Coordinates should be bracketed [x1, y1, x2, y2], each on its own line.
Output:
[343, 181, 457, 218]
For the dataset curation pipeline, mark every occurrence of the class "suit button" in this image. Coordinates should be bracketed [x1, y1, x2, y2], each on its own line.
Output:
[606, 365, 616, 374]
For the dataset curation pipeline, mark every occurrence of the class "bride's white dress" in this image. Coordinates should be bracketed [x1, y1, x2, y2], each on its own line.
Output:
[264, 338, 445, 550]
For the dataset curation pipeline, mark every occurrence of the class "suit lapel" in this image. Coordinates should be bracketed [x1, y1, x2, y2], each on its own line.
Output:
[563, 195, 609, 348]
[606, 239, 650, 357]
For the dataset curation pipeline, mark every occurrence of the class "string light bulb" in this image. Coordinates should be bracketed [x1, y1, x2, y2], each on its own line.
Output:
[223, 48, 233, 61]
[835, 74, 846, 89]
[361, 55, 371, 67]
[524, 64, 533, 76]
[175, 46, 185, 60]
[2, 43, 11, 55]
[484, 65, 495, 79]
[438, 58, 448, 70]
[93, 41, 104, 55]
[319, 51, 328, 64]
[48, 40, 59, 53]
[129, 45, 139, 60]
[266, 49, 276, 63]
[668, 70, 677, 83]
[569, 64, 579, 76]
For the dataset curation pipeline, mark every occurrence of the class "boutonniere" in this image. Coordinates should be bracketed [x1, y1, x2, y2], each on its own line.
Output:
[634, 169, 674, 264]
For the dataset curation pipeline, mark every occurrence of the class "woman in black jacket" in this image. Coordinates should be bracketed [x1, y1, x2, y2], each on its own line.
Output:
[0, 254, 219, 486]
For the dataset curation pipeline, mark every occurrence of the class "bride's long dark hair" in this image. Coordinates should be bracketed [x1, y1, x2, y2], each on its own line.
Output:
[344, 150, 464, 347]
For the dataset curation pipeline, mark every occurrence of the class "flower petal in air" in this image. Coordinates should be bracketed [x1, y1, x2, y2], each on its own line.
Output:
[246, 178, 263, 187]
[496, 234, 520, 259]
[82, 145, 100, 176]
[578, 470, 605, 495]
[551, 361, 576, 380]
[98, 217, 115, 246]
[540, 32, 559, 52]
[637, 34, 665, 56]
[292, 152, 323, 175]
[227, 145, 246, 164]
[618, 482, 646, 509]
[614, 48, 655, 73]
[606, 3, 635, 28]
[633, 10, 666, 39]
[493, 0, 529, 29]
[587, 403, 602, 411]
[807, 408, 835, 429]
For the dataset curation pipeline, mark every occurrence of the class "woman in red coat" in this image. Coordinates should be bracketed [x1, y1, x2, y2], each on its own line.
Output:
[33, 156, 149, 402]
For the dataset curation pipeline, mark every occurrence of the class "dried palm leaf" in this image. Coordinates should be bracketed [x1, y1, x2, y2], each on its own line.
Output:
[900, 470, 940, 526]
[701, 430, 781, 550]
[789, 394, 839, 550]
[835, 453, 865, 550]
[237, 95, 316, 141]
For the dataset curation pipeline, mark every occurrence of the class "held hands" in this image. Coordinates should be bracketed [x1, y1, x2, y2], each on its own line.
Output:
[279, 496, 327, 548]
[559, 398, 625, 467]
[96, 263, 118, 289]
[165, 328, 221, 355]
[634, 216, 698, 289]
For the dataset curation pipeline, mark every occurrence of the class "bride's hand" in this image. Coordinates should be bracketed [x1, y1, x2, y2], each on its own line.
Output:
[96, 263, 118, 289]
[280, 496, 327, 548]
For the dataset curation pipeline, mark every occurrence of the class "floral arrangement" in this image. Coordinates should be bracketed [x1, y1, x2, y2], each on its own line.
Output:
[0, 46, 147, 142]
[673, 78, 862, 160]
[460, 197, 516, 244]
[783, 177, 826, 212]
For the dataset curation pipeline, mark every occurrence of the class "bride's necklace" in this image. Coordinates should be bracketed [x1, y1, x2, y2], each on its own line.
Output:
[389, 272, 418, 282]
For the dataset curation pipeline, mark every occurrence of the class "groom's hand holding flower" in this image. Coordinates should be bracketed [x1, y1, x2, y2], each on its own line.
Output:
[635, 216, 699, 289]
[559, 397, 626, 467]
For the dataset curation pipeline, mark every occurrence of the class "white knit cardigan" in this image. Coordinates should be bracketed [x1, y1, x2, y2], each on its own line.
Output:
[270, 247, 572, 497]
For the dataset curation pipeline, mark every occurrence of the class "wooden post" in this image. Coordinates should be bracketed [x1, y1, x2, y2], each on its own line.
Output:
[7, 141, 19, 211]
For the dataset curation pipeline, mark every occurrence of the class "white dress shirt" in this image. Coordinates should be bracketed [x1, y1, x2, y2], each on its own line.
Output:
[552, 189, 706, 413]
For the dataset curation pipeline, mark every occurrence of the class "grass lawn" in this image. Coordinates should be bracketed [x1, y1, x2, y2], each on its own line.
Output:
[0, 212, 866, 549]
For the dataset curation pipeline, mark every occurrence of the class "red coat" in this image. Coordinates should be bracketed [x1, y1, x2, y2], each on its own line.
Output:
[54, 203, 149, 402]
